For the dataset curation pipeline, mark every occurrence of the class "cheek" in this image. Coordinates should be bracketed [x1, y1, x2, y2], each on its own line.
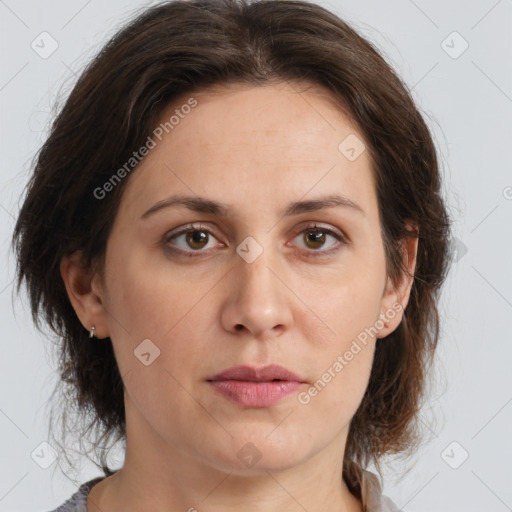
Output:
[292, 274, 381, 414]
[296, 268, 383, 346]
[103, 256, 210, 438]
[102, 251, 223, 404]
[292, 235, 386, 341]
[103, 246, 200, 338]
[297, 301, 376, 435]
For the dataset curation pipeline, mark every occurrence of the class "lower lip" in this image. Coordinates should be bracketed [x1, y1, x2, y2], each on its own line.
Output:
[208, 380, 303, 407]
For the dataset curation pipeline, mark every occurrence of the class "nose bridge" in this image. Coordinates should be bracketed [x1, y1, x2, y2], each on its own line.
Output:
[237, 238, 280, 310]
[221, 235, 292, 338]
[239, 243, 274, 295]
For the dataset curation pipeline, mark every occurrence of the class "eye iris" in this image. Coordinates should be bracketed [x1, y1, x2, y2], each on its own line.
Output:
[304, 230, 325, 249]
[186, 230, 208, 249]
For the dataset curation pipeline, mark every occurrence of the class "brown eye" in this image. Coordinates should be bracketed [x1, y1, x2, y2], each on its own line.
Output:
[164, 224, 222, 256]
[291, 224, 346, 256]
[184, 230, 209, 250]
[303, 230, 327, 250]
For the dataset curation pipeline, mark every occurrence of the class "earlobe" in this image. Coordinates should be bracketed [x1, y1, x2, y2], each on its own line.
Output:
[60, 251, 109, 339]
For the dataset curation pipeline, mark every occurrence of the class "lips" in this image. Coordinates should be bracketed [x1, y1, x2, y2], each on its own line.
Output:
[206, 364, 307, 407]
[206, 364, 306, 383]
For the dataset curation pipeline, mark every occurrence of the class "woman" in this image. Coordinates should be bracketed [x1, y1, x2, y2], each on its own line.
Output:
[12, 0, 452, 510]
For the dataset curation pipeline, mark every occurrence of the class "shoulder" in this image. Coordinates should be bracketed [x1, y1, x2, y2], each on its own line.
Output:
[46, 476, 107, 512]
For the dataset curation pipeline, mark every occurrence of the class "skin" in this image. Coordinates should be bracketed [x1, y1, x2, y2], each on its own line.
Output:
[61, 80, 418, 512]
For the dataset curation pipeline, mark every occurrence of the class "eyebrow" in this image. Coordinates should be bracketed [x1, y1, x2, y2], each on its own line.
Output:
[140, 193, 365, 220]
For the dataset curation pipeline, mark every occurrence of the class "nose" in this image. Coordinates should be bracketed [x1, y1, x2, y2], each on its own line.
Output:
[220, 243, 294, 340]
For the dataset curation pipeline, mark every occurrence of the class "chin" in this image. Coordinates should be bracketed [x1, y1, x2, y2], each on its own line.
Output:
[204, 431, 311, 475]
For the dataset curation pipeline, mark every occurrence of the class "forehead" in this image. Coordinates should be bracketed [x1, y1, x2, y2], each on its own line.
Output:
[119, 80, 378, 221]
[163, 80, 359, 147]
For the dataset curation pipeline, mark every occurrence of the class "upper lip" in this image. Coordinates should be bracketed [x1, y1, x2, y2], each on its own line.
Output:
[207, 364, 306, 383]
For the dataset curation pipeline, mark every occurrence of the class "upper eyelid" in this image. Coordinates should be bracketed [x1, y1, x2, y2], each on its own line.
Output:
[164, 221, 343, 238]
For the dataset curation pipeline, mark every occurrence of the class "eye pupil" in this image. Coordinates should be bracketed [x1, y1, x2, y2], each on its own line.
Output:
[305, 230, 325, 249]
[186, 230, 208, 249]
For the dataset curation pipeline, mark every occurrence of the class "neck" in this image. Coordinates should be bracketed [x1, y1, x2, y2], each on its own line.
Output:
[87, 399, 363, 512]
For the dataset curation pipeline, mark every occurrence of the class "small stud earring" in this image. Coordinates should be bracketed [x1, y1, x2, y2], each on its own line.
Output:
[379, 315, 390, 329]
[89, 326, 96, 338]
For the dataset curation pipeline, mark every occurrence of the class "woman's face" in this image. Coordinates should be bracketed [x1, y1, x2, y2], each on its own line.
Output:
[86, 80, 409, 475]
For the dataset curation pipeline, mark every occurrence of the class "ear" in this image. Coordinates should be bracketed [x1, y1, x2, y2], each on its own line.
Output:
[60, 251, 110, 339]
[376, 220, 419, 339]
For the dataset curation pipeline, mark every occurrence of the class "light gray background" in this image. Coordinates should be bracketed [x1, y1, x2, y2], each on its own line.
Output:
[1, 0, 511, 511]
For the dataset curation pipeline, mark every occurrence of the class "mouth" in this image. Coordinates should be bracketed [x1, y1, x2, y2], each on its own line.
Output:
[206, 364, 307, 407]
[206, 364, 306, 383]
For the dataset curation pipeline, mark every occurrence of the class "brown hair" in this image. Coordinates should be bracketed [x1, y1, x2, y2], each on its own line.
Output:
[12, 0, 452, 485]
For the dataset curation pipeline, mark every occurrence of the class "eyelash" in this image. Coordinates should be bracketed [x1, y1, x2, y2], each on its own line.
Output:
[163, 223, 347, 258]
